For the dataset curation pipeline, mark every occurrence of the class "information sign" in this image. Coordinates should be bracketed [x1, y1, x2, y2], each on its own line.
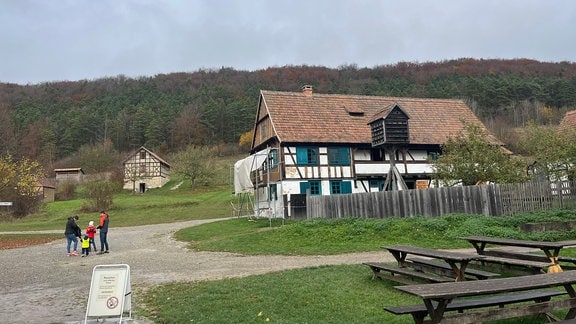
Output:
[85, 264, 131, 323]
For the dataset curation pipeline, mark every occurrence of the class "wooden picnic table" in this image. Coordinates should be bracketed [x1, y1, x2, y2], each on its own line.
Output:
[461, 236, 572, 271]
[394, 270, 576, 323]
[384, 245, 485, 282]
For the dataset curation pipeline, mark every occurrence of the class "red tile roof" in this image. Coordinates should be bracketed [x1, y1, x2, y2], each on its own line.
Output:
[260, 90, 500, 145]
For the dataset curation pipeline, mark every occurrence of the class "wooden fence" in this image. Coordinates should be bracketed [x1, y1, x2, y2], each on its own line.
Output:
[306, 180, 576, 219]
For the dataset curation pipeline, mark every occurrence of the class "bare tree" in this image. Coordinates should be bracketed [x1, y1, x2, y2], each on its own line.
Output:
[170, 145, 215, 188]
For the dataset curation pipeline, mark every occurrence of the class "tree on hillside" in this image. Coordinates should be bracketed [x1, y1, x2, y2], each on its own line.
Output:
[83, 178, 120, 212]
[517, 123, 576, 181]
[76, 139, 122, 173]
[432, 123, 527, 186]
[170, 145, 216, 188]
[3, 59, 576, 161]
[0, 104, 18, 155]
[238, 130, 253, 152]
[0, 155, 45, 217]
[170, 104, 207, 149]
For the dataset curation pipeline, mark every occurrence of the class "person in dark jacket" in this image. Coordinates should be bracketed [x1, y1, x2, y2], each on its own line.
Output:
[64, 215, 82, 256]
[97, 211, 110, 254]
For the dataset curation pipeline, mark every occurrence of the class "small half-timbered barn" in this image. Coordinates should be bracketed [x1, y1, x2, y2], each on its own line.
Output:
[234, 86, 503, 218]
[37, 179, 56, 203]
[123, 146, 170, 192]
[54, 168, 85, 184]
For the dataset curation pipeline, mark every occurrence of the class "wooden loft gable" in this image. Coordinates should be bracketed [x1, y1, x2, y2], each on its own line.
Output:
[123, 146, 170, 167]
[369, 103, 410, 146]
[252, 91, 280, 151]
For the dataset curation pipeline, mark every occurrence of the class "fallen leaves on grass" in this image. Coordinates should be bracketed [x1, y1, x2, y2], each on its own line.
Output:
[0, 235, 62, 250]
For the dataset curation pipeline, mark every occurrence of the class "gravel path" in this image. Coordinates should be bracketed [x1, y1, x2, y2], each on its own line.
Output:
[0, 218, 391, 324]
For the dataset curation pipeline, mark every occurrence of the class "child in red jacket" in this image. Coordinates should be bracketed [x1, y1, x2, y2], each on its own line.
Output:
[86, 221, 97, 252]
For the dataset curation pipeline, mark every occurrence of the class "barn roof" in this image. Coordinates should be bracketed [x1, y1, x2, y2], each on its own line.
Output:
[258, 89, 501, 146]
[123, 146, 170, 166]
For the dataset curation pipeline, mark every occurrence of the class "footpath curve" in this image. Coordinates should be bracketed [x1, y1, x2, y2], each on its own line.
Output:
[0, 218, 389, 324]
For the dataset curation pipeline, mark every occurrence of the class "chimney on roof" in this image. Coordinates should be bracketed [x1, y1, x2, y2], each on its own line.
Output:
[302, 85, 313, 96]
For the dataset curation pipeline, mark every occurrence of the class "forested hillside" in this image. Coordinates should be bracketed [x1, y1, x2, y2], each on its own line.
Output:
[1, 58, 576, 169]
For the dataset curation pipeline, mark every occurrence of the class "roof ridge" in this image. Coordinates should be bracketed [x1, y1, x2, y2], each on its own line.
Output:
[260, 89, 461, 102]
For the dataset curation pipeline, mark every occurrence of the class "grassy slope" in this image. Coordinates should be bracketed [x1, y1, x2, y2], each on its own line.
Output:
[0, 183, 234, 232]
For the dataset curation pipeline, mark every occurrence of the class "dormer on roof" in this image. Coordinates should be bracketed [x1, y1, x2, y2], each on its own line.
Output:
[343, 104, 365, 116]
[368, 103, 410, 147]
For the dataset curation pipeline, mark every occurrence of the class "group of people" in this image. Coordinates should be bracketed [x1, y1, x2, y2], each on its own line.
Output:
[64, 211, 110, 257]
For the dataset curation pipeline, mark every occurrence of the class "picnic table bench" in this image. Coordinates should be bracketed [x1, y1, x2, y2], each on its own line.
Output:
[478, 249, 576, 266]
[461, 236, 565, 273]
[363, 262, 454, 285]
[385, 290, 566, 323]
[462, 235, 567, 262]
[390, 270, 576, 323]
[364, 245, 488, 284]
[408, 257, 500, 280]
[384, 245, 486, 282]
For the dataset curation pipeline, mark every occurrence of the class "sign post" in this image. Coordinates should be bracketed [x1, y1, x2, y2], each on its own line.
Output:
[85, 264, 131, 323]
[0, 202, 12, 213]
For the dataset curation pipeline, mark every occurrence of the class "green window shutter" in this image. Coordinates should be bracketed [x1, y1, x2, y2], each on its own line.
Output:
[296, 147, 307, 165]
[300, 181, 310, 194]
[339, 147, 350, 165]
[342, 181, 352, 194]
[328, 147, 351, 165]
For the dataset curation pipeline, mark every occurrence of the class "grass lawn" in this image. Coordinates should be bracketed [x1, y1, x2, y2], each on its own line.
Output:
[139, 264, 419, 323]
[139, 210, 576, 323]
[138, 264, 566, 324]
[176, 211, 576, 255]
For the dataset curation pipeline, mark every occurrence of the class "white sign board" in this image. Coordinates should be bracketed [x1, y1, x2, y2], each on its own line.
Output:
[0, 202, 12, 206]
[85, 264, 131, 323]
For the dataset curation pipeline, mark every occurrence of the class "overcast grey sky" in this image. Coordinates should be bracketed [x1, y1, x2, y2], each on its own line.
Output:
[1, 0, 575, 85]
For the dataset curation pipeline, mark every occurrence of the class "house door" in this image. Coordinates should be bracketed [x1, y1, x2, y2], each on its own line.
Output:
[287, 194, 307, 219]
[139, 183, 146, 193]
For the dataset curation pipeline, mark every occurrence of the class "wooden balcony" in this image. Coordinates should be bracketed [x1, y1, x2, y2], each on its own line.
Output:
[251, 167, 282, 187]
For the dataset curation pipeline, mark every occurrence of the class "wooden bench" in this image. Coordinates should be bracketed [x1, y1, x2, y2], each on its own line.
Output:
[384, 245, 485, 281]
[363, 262, 453, 285]
[393, 270, 576, 323]
[408, 257, 500, 280]
[485, 249, 576, 266]
[385, 290, 567, 323]
[471, 255, 552, 275]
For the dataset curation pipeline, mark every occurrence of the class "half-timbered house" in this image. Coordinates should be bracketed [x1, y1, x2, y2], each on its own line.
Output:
[234, 86, 502, 218]
[123, 146, 170, 192]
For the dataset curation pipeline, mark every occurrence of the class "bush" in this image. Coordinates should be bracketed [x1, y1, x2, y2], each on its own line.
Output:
[11, 195, 43, 218]
[56, 181, 77, 201]
[82, 179, 121, 212]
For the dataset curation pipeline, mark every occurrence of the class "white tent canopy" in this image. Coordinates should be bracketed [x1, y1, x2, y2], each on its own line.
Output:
[233, 148, 270, 194]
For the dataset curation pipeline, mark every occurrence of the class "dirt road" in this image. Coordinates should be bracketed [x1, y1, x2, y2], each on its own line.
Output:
[0, 218, 389, 324]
